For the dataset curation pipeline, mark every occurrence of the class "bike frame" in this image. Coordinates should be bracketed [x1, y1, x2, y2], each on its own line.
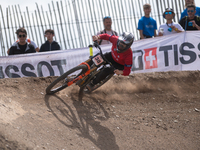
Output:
[46, 41, 114, 96]
[67, 41, 110, 87]
[66, 62, 91, 86]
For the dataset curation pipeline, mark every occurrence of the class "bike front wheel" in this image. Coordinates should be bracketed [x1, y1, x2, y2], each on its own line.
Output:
[46, 65, 88, 95]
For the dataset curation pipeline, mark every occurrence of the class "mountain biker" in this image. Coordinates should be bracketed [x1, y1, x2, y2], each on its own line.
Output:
[86, 32, 134, 91]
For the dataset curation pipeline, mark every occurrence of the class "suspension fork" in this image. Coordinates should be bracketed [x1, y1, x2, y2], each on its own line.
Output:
[66, 62, 91, 86]
[76, 65, 98, 86]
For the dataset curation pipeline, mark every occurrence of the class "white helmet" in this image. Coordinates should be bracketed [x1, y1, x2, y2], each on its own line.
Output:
[117, 32, 134, 53]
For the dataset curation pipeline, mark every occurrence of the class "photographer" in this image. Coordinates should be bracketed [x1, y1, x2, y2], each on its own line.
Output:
[179, 4, 200, 30]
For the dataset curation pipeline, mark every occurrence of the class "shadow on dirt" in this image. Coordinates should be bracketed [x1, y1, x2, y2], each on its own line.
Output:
[44, 93, 119, 150]
[0, 133, 32, 150]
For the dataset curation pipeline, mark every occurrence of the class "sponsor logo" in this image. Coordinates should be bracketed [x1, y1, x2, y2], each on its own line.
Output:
[144, 47, 158, 69]
[132, 42, 200, 71]
[0, 59, 66, 78]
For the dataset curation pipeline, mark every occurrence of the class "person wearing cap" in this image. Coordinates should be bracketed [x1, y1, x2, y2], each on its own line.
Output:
[179, 4, 200, 30]
[158, 8, 184, 36]
[180, 0, 200, 20]
[138, 4, 157, 39]
[96, 16, 118, 45]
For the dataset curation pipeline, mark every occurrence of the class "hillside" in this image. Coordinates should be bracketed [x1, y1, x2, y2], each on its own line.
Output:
[0, 71, 200, 150]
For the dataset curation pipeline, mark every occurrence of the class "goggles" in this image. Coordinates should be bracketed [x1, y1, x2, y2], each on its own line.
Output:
[103, 16, 111, 21]
[165, 12, 172, 15]
[118, 41, 126, 50]
[104, 16, 111, 19]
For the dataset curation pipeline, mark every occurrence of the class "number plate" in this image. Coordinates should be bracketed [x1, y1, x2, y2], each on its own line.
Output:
[92, 54, 104, 66]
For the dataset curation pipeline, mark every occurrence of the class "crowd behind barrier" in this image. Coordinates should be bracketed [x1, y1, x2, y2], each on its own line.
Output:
[4, 1, 200, 56]
[7, 28, 61, 55]
[1, 0, 200, 55]
[0, 31, 200, 79]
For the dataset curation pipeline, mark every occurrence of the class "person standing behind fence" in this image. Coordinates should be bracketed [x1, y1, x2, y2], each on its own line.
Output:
[8, 28, 36, 55]
[180, 0, 200, 20]
[39, 29, 61, 52]
[96, 16, 118, 45]
[158, 8, 184, 36]
[179, 4, 200, 31]
[138, 4, 157, 39]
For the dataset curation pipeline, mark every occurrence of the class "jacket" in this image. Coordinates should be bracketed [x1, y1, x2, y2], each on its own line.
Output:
[9, 43, 36, 55]
[39, 41, 61, 52]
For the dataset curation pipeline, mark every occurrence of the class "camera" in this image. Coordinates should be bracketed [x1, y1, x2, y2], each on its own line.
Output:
[188, 22, 193, 26]
[159, 28, 164, 34]
[168, 27, 172, 32]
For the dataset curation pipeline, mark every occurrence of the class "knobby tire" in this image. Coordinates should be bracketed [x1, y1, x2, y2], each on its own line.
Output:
[46, 65, 88, 95]
[78, 73, 114, 100]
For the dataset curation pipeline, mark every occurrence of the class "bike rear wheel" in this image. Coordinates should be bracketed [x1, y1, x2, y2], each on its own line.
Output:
[46, 65, 88, 94]
[78, 73, 114, 100]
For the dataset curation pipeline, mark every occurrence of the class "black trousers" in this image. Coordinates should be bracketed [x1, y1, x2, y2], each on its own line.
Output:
[92, 52, 124, 85]
[140, 34, 152, 39]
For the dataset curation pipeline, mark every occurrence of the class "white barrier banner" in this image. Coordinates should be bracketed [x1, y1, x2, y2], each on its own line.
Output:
[0, 45, 111, 78]
[132, 31, 200, 73]
[0, 31, 200, 78]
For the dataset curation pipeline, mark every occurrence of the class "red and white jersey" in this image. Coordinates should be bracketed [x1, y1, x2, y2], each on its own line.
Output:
[99, 34, 133, 76]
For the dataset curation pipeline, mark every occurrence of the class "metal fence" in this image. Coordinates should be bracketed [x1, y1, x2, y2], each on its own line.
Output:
[0, 0, 184, 56]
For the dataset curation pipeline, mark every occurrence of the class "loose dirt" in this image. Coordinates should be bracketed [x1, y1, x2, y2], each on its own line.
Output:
[0, 71, 200, 150]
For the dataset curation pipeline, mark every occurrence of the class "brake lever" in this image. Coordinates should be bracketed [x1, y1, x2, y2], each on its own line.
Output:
[93, 41, 99, 48]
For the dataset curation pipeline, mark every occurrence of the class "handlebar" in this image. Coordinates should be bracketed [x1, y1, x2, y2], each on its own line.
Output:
[92, 41, 114, 69]
[93, 41, 100, 49]
[93, 41, 103, 55]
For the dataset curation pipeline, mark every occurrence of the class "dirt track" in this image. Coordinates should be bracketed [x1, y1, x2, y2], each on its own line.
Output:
[0, 71, 200, 150]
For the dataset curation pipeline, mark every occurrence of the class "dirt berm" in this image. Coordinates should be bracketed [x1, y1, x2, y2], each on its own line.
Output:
[0, 71, 200, 150]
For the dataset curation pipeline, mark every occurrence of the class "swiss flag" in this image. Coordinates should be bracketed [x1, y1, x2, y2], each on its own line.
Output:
[144, 47, 158, 69]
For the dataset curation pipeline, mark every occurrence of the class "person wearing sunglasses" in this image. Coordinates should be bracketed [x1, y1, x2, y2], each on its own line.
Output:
[179, 4, 200, 30]
[8, 28, 36, 55]
[158, 8, 184, 36]
[138, 4, 157, 39]
[180, 0, 200, 20]
[96, 16, 118, 45]
[7, 38, 39, 55]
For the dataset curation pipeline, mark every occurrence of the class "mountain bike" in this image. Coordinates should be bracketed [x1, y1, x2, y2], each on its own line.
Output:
[46, 41, 114, 100]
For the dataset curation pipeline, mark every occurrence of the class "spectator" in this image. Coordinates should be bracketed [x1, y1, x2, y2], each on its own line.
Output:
[179, 4, 200, 30]
[138, 4, 157, 39]
[8, 28, 36, 55]
[96, 16, 118, 45]
[7, 39, 39, 54]
[158, 8, 184, 36]
[180, 0, 200, 20]
[39, 29, 61, 52]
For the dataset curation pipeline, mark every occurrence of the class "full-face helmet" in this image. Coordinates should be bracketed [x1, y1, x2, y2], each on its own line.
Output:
[117, 32, 134, 53]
